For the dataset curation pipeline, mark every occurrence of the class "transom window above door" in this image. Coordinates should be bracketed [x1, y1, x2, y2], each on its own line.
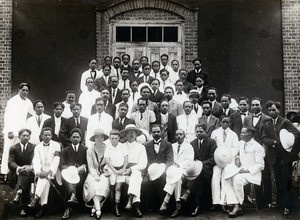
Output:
[116, 26, 179, 42]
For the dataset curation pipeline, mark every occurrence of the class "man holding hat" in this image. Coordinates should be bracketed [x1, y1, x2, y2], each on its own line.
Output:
[262, 100, 300, 215]
[60, 128, 88, 219]
[159, 129, 194, 218]
[120, 124, 147, 217]
[141, 124, 173, 212]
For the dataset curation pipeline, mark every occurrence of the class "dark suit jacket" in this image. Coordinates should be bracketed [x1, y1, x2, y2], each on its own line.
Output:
[59, 116, 88, 146]
[112, 117, 135, 131]
[60, 143, 88, 170]
[43, 116, 67, 142]
[144, 140, 173, 169]
[91, 102, 116, 119]
[198, 114, 220, 137]
[109, 88, 122, 105]
[121, 64, 133, 73]
[223, 108, 243, 138]
[182, 80, 194, 94]
[262, 116, 300, 165]
[187, 69, 210, 86]
[149, 90, 165, 106]
[244, 112, 271, 144]
[156, 113, 177, 143]
[211, 101, 223, 118]
[137, 75, 155, 85]
[190, 137, 217, 180]
[94, 76, 111, 92]
[129, 70, 143, 82]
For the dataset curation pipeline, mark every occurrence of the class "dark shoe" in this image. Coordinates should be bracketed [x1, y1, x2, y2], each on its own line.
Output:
[283, 208, 292, 216]
[68, 193, 78, 204]
[115, 203, 121, 217]
[90, 208, 96, 217]
[228, 208, 243, 218]
[62, 208, 70, 219]
[171, 202, 181, 218]
[209, 205, 218, 211]
[221, 205, 230, 214]
[13, 191, 22, 204]
[134, 203, 143, 218]
[180, 191, 190, 202]
[190, 206, 200, 217]
[35, 205, 47, 218]
[28, 196, 39, 208]
[95, 210, 101, 219]
[159, 201, 168, 214]
[19, 208, 27, 217]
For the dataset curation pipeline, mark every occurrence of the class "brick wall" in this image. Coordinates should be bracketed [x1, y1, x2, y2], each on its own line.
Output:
[96, 0, 198, 70]
[282, 0, 300, 112]
[0, 0, 13, 150]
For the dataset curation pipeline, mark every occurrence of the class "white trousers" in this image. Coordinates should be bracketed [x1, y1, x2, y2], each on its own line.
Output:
[125, 170, 142, 203]
[1, 136, 18, 174]
[229, 173, 250, 205]
[35, 178, 50, 206]
[163, 177, 183, 201]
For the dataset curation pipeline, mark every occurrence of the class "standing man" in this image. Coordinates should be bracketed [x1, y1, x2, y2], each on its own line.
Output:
[8, 129, 35, 217]
[129, 59, 143, 82]
[198, 101, 220, 137]
[142, 124, 173, 211]
[43, 102, 66, 143]
[94, 65, 111, 92]
[150, 61, 161, 79]
[110, 57, 122, 78]
[121, 54, 133, 73]
[115, 89, 133, 119]
[120, 125, 147, 217]
[177, 100, 199, 143]
[164, 86, 183, 117]
[61, 128, 88, 219]
[61, 91, 76, 119]
[185, 124, 217, 216]
[80, 59, 102, 92]
[169, 59, 180, 84]
[109, 76, 122, 105]
[26, 100, 51, 145]
[187, 58, 209, 86]
[137, 63, 154, 85]
[149, 78, 165, 106]
[160, 54, 172, 73]
[112, 102, 135, 131]
[207, 87, 223, 119]
[262, 100, 300, 215]
[237, 97, 250, 125]
[118, 67, 132, 90]
[173, 79, 189, 105]
[178, 69, 194, 94]
[2, 83, 34, 180]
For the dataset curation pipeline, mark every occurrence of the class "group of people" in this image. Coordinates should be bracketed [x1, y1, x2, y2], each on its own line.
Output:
[1, 53, 300, 219]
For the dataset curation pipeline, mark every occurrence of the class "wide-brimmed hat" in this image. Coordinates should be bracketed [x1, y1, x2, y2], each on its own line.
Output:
[120, 124, 143, 137]
[136, 128, 150, 144]
[148, 163, 166, 181]
[181, 160, 203, 180]
[166, 165, 182, 184]
[214, 147, 233, 168]
[90, 128, 109, 142]
[138, 82, 153, 93]
[61, 166, 80, 184]
[223, 163, 241, 179]
[188, 89, 200, 98]
[279, 129, 295, 152]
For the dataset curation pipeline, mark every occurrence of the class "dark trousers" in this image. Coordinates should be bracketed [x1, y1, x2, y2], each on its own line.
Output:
[17, 173, 34, 205]
[261, 157, 272, 205]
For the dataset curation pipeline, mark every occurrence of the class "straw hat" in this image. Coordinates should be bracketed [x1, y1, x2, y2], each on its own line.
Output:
[166, 165, 182, 184]
[136, 128, 150, 144]
[279, 129, 295, 152]
[182, 160, 203, 180]
[223, 163, 241, 179]
[90, 128, 109, 142]
[120, 124, 143, 137]
[138, 82, 153, 94]
[148, 163, 166, 181]
[214, 147, 233, 168]
[188, 89, 201, 98]
[61, 166, 80, 184]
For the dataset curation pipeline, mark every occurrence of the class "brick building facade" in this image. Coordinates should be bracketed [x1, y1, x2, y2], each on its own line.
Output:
[0, 0, 299, 150]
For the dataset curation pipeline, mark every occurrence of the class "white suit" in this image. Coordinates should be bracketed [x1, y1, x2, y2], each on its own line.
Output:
[163, 142, 194, 201]
[26, 113, 51, 145]
[1, 94, 34, 174]
[176, 114, 198, 143]
[210, 127, 239, 205]
[32, 140, 61, 205]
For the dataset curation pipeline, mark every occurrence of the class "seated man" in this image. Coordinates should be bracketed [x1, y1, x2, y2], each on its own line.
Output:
[28, 127, 61, 218]
[8, 129, 35, 217]
[224, 127, 265, 217]
[60, 128, 88, 219]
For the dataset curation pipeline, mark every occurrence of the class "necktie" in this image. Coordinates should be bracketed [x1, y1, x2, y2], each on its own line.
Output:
[120, 118, 123, 126]
[199, 140, 202, 150]
[177, 144, 181, 154]
[253, 113, 262, 118]
[91, 71, 96, 79]
[21, 144, 25, 153]
[76, 118, 80, 128]
[223, 109, 227, 115]
[194, 104, 198, 113]
[37, 116, 41, 127]
[132, 92, 135, 101]
[140, 113, 143, 120]
[123, 80, 126, 89]
[177, 92, 182, 95]
[223, 130, 227, 143]
[99, 114, 101, 122]
[105, 76, 108, 85]
[155, 72, 157, 79]
[145, 76, 148, 82]
[240, 112, 247, 116]
[113, 89, 116, 98]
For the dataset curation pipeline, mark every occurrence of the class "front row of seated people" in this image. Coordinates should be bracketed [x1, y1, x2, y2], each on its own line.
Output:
[7, 118, 297, 219]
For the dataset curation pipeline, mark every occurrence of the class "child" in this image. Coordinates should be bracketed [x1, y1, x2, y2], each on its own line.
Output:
[104, 129, 128, 217]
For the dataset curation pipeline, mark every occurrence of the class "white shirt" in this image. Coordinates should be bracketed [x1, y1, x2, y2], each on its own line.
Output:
[54, 115, 62, 136]
[104, 143, 128, 167]
[115, 100, 133, 118]
[26, 113, 51, 145]
[172, 142, 194, 168]
[80, 69, 102, 92]
[176, 113, 198, 143]
[79, 89, 101, 118]
[252, 113, 262, 127]
[61, 101, 73, 119]
[118, 79, 131, 90]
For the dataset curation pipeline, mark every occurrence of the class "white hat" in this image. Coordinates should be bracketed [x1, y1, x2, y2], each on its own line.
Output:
[138, 82, 153, 94]
[181, 160, 203, 180]
[223, 163, 241, 179]
[148, 163, 166, 181]
[188, 89, 201, 98]
[214, 147, 233, 168]
[90, 128, 109, 142]
[136, 128, 150, 144]
[61, 166, 80, 184]
[166, 165, 182, 184]
[279, 129, 295, 152]
[120, 124, 143, 137]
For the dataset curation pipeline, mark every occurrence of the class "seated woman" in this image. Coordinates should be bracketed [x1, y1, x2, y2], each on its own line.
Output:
[83, 129, 110, 219]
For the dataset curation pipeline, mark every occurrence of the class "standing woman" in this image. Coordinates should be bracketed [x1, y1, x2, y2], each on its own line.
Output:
[83, 129, 110, 219]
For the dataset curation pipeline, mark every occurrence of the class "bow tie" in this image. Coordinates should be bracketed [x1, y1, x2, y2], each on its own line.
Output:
[253, 113, 262, 118]
[240, 113, 247, 116]
[43, 143, 50, 146]
[154, 140, 161, 145]
[177, 92, 182, 95]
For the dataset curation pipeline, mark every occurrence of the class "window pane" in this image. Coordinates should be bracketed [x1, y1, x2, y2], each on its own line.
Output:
[116, 27, 130, 42]
[132, 27, 146, 42]
[164, 27, 178, 42]
[148, 27, 162, 42]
